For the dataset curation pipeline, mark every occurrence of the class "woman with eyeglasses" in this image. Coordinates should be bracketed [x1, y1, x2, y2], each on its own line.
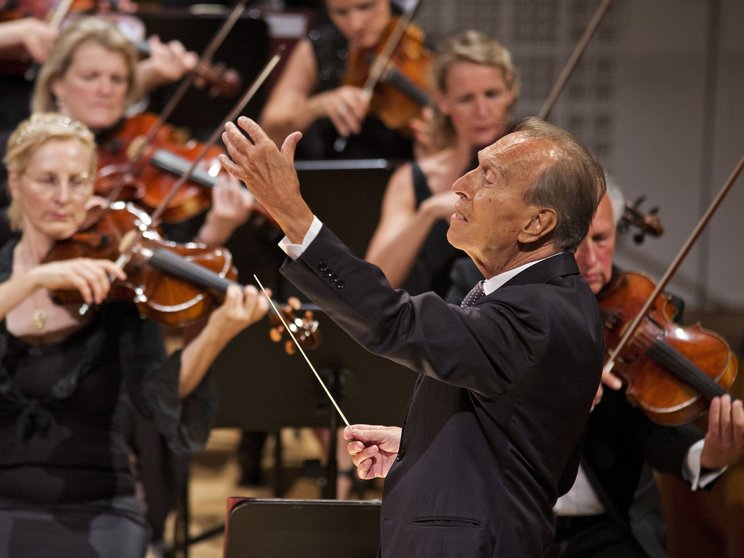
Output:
[0, 113, 268, 557]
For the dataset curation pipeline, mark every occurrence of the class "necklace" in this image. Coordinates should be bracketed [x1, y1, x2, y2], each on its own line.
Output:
[32, 308, 47, 330]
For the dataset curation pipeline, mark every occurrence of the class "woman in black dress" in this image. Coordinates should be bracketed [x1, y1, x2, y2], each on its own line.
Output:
[0, 112, 268, 557]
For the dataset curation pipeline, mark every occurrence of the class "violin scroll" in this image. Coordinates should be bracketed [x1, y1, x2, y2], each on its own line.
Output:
[269, 296, 321, 355]
[617, 195, 663, 244]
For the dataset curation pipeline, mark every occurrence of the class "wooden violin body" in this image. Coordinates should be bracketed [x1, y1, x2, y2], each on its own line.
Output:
[45, 201, 235, 326]
[343, 17, 432, 132]
[44, 201, 319, 350]
[96, 113, 217, 223]
[599, 270, 737, 426]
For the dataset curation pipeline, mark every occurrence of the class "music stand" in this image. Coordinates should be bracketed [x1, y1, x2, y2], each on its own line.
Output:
[172, 160, 403, 555]
[224, 498, 381, 558]
[170, 310, 415, 555]
[295, 159, 395, 258]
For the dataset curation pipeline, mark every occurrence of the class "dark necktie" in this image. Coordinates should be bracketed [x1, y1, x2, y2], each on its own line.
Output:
[460, 280, 486, 308]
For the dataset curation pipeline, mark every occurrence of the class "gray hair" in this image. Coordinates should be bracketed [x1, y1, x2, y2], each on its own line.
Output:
[514, 117, 606, 252]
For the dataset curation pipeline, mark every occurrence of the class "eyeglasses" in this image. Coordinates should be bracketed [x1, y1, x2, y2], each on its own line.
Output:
[23, 172, 93, 198]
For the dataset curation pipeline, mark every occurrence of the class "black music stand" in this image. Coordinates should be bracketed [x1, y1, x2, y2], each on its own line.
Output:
[295, 159, 395, 258]
[171, 160, 401, 556]
[214, 306, 416, 471]
[171, 310, 416, 555]
[224, 498, 381, 558]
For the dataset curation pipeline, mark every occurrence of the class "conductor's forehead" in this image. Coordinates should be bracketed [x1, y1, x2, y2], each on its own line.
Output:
[478, 133, 559, 175]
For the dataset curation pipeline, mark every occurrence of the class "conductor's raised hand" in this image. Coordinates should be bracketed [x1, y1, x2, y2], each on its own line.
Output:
[343, 424, 401, 480]
[220, 117, 313, 243]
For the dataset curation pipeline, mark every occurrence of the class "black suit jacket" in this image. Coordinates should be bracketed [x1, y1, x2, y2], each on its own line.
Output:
[450, 258, 707, 556]
[282, 226, 604, 557]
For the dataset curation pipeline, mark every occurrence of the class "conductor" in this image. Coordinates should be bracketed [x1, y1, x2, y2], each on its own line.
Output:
[220, 116, 605, 557]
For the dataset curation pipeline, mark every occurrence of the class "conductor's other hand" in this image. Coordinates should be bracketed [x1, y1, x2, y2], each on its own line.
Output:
[220, 117, 313, 243]
[344, 424, 401, 480]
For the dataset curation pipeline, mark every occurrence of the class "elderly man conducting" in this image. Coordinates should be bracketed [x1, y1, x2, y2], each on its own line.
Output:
[220, 116, 605, 557]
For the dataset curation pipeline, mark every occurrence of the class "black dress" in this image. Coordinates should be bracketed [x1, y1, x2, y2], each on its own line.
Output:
[0, 239, 218, 557]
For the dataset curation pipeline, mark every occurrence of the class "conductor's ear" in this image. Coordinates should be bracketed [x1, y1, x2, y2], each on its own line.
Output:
[518, 208, 557, 244]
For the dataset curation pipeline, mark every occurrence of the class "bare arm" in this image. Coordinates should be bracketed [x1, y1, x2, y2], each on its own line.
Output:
[177, 284, 268, 397]
[259, 39, 369, 146]
[0, 18, 57, 63]
[0, 258, 125, 320]
[366, 164, 458, 287]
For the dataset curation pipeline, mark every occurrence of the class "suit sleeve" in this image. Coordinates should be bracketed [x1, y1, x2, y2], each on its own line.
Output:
[282, 225, 580, 397]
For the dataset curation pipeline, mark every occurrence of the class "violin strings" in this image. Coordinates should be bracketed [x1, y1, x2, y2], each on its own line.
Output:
[253, 274, 351, 428]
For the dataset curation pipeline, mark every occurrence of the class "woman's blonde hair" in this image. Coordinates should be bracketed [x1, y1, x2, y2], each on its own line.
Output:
[428, 30, 519, 151]
[4, 113, 96, 230]
[31, 16, 139, 114]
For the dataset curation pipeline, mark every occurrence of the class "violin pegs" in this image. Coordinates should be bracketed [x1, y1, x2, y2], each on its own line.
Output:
[269, 327, 283, 343]
[287, 296, 302, 311]
[304, 310, 314, 321]
[285, 340, 295, 355]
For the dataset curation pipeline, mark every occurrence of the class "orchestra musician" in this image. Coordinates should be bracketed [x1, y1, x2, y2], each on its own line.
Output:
[366, 30, 518, 297]
[220, 115, 605, 556]
[0, 6, 196, 178]
[548, 186, 744, 557]
[25, 16, 252, 247]
[16, 18, 259, 549]
[0, 112, 268, 557]
[324, 29, 519, 498]
[259, 0, 419, 159]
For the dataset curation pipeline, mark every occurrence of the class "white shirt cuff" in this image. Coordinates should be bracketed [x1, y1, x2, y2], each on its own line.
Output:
[278, 216, 323, 260]
[685, 439, 727, 490]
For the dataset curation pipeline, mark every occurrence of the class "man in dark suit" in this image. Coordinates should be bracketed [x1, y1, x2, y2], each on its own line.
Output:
[445, 187, 744, 557]
[220, 116, 606, 556]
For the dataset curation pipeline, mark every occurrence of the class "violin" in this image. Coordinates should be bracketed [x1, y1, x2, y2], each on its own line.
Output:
[618, 195, 663, 244]
[96, 113, 279, 228]
[342, 15, 433, 133]
[43, 201, 320, 349]
[96, 113, 215, 224]
[135, 40, 242, 99]
[598, 270, 737, 426]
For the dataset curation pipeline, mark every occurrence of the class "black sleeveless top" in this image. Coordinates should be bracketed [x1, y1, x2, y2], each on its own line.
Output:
[400, 162, 465, 297]
[294, 22, 414, 161]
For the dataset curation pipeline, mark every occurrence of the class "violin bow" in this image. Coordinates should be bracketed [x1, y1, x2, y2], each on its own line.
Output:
[361, 0, 423, 99]
[104, 0, 247, 205]
[108, 50, 283, 277]
[603, 154, 744, 376]
[146, 50, 283, 228]
[537, 0, 614, 121]
[334, 0, 423, 152]
[254, 275, 351, 427]
[23, 0, 76, 80]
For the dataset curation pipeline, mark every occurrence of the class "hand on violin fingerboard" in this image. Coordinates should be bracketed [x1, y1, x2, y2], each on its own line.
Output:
[700, 395, 744, 470]
[410, 106, 437, 159]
